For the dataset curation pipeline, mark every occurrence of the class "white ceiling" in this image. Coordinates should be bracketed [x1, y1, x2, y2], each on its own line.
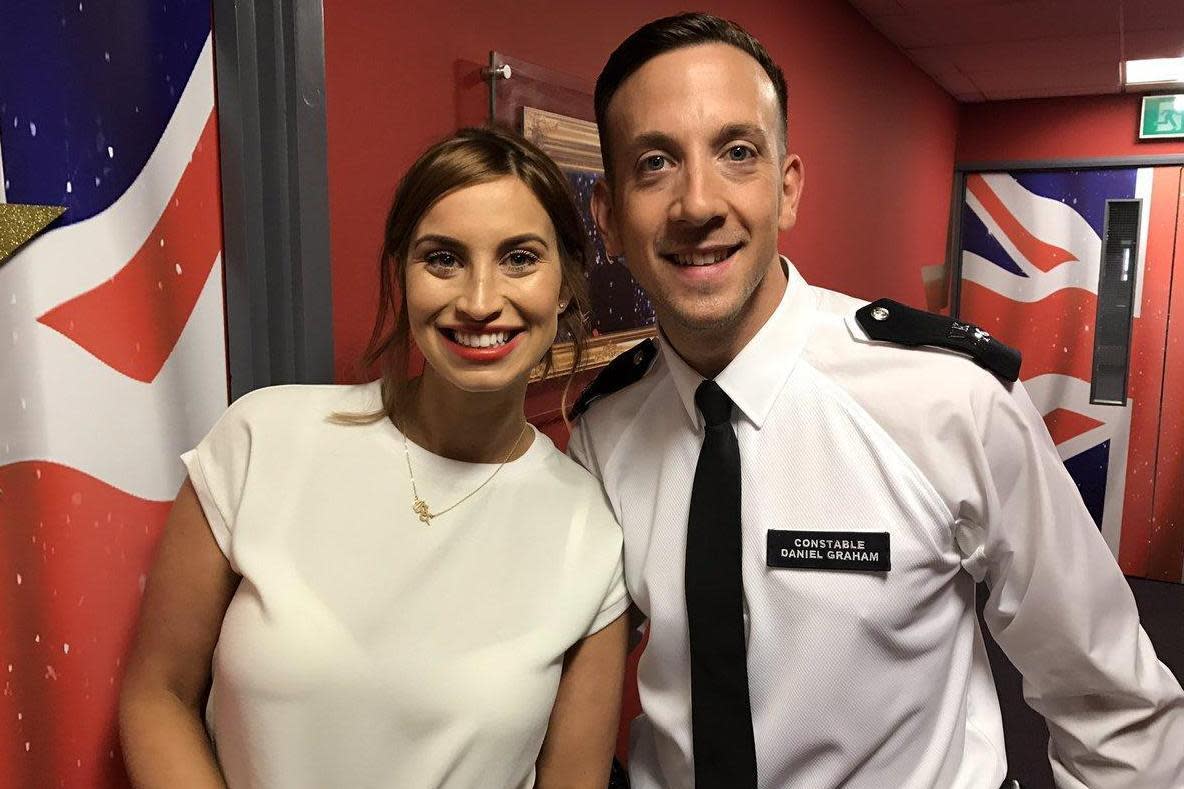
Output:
[846, 0, 1184, 102]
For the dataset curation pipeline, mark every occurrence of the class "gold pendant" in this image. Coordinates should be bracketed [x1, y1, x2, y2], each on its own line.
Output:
[412, 497, 432, 524]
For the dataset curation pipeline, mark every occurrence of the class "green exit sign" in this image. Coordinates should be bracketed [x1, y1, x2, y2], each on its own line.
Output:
[1140, 95, 1184, 139]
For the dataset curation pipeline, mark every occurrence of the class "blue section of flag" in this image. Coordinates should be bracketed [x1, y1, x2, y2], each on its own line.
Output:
[0, 0, 210, 226]
[961, 202, 1028, 277]
[1015, 169, 1137, 239]
[1063, 440, 1110, 529]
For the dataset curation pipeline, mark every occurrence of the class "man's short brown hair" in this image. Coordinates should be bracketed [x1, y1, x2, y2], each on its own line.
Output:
[594, 13, 789, 179]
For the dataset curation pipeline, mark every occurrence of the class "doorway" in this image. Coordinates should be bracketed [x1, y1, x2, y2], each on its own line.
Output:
[955, 165, 1184, 583]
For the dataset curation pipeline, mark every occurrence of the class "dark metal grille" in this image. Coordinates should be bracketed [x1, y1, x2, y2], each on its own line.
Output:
[1090, 199, 1141, 405]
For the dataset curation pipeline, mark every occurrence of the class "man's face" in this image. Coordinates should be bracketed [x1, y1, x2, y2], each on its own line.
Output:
[593, 43, 802, 341]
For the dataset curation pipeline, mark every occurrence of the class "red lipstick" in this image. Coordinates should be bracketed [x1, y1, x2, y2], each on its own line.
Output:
[439, 330, 524, 362]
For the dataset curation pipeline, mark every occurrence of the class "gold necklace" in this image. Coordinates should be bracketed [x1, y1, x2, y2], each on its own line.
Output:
[401, 422, 530, 524]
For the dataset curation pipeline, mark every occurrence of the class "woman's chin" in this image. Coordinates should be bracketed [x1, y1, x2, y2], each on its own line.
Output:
[420, 359, 534, 395]
[418, 336, 547, 395]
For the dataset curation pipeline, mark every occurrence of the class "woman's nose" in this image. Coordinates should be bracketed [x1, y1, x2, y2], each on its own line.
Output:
[454, 267, 503, 321]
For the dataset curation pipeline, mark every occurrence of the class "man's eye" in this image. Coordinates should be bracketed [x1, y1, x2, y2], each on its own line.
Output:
[640, 154, 668, 172]
[726, 145, 755, 162]
[504, 250, 541, 270]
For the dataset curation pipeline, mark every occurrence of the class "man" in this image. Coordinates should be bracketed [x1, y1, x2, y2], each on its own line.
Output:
[568, 12, 1184, 789]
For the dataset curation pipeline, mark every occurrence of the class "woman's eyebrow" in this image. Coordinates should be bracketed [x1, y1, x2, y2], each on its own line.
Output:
[412, 234, 467, 252]
[499, 233, 550, 253]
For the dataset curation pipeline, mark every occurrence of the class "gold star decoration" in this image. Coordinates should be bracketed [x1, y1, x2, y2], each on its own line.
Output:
[0, 203, 67, 266]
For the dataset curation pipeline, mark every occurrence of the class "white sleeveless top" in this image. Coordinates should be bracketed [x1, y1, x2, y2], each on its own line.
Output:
[182, 382, 627, 789]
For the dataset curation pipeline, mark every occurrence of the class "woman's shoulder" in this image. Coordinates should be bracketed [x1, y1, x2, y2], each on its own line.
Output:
[524, 431, 599, 486]
[522, 434, 619, 519]
[196, 383, 383, 453]
[220, 382, 381, 427]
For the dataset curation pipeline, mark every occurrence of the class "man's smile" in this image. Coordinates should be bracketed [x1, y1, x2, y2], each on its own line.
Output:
[660, 243, 744, 267]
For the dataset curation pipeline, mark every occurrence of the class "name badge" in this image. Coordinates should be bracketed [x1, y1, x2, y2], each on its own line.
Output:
[766, 530, 891, 572]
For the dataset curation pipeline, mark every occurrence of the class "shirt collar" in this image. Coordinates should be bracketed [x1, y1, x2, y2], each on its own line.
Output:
[660, 257, 817, 431]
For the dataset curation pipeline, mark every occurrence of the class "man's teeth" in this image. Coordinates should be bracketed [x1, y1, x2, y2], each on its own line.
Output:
[452, 330, 512, 348]
[672, 249, 732, 266]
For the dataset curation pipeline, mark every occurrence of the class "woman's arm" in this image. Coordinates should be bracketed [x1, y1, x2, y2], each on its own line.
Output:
[535, 613, 629, 788]
[119, 479, 239, 788]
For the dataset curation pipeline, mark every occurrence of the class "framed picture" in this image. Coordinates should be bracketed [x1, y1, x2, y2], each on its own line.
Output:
[488, 52, 656, 381]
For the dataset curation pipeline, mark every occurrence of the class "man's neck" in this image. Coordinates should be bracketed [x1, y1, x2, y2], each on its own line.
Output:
[662, 260, 788, 379]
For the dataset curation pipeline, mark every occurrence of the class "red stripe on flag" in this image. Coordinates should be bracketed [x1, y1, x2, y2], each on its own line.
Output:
[37, 111, 224, 383]
[967, 174, 1078, 273]
[1042, 408, 1104, 446]
[0, 461, 172, 788]
[957, 280, 1097, 383]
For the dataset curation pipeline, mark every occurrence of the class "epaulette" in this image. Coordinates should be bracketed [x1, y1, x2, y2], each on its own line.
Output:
[568, 338, 658, 421]
[855, 298, 1021, 382]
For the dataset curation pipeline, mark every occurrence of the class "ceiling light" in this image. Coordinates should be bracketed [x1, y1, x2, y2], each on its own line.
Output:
[1125, 57, 1184, 86]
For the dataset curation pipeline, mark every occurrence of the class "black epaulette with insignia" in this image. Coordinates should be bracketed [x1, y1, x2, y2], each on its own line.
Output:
[855, 298, 1021, 382]
[568, 338, 658, 421]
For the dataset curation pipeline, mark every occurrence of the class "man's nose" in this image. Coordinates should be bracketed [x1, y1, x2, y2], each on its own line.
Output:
[669, 157, 726, 226]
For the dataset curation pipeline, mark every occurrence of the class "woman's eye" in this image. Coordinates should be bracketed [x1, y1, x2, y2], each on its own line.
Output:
[504, 250, 541, 270]
[424, 250, 461, 271]
[726, 145, 755, 162]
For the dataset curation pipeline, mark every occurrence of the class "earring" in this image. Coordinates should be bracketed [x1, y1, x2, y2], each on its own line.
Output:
[558, 300, 569, 311]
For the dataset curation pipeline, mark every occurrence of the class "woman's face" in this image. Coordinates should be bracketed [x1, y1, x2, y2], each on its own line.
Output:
[404, 176, 566, 394]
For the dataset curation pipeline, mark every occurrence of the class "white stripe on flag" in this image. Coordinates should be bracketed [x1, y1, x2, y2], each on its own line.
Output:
[960, 249, 1098, 302]
[1, 257, 227, 501]
[979, 172, 1102, 274]
[0, 33, 227, 502]
[0, 35, 216, 317]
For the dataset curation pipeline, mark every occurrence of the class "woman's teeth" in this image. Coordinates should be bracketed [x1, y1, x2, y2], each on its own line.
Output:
[451, 330, 512, 348]
[672, 248, 733, 266]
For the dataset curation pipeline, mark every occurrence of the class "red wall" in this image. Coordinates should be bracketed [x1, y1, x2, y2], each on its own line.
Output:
[322, 0, 959, 387]
[957, 93, 1184, 163]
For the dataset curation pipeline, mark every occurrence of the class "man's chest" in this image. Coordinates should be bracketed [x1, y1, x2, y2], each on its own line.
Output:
[601, 379, 966, 632]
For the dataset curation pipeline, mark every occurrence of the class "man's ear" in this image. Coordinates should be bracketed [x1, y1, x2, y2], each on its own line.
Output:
[591, 177, 624, 257]
[778, 154, 804, 232]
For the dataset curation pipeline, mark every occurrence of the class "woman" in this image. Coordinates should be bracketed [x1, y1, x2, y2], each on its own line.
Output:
[119, 127, 629, 788]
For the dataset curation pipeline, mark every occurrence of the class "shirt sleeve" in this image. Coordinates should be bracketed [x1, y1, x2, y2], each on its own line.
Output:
[578, 470, 629, 638]
[566, 419, 601, 480]
[585, 549, 628, 638]
[958, 380, 1184, 787]
[180, 392, 258, 568]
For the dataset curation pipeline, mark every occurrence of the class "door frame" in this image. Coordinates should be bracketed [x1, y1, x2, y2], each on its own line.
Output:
[211, 0, 334, 399]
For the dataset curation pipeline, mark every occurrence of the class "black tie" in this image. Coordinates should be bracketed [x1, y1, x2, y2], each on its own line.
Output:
[686, 380, 758, 788]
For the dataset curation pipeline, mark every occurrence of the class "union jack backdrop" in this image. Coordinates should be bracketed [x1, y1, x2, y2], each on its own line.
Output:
[959, 167, 1184, 583]
[0, 2, 228, 786]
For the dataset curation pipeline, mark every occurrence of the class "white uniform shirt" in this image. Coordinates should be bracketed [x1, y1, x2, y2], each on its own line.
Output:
[569, 260, 1184, 789]
[182, 382, 628, 789]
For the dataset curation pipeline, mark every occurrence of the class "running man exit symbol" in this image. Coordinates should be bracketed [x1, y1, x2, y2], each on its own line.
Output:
[1140, 95, 1184, 139]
